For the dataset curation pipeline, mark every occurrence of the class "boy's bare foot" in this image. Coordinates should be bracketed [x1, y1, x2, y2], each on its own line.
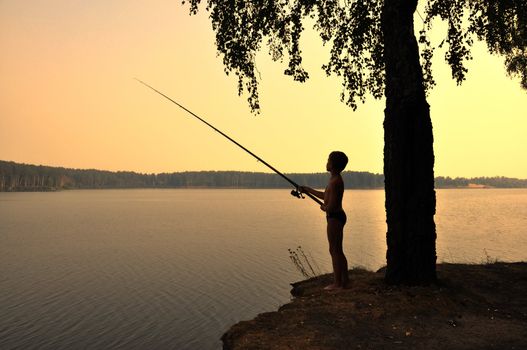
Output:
[324, 284, 343, 291]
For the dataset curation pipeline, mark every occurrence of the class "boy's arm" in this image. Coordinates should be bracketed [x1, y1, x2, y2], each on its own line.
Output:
[298, 186, 325, 199]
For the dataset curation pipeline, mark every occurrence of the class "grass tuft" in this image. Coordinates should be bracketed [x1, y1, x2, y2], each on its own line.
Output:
[288, 246, 321, 278]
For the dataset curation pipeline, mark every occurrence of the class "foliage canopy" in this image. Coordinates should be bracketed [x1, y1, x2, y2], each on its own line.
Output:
[183, 0, 526, 112]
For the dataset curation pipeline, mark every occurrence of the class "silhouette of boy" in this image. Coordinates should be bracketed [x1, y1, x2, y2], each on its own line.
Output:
[299, 151, 349, 290]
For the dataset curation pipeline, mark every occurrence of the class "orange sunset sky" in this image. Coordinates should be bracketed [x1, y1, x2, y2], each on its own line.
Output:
[1, 1, 526, 178]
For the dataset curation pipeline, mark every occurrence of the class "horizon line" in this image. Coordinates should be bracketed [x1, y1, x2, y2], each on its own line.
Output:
[1, 159, 526, 181]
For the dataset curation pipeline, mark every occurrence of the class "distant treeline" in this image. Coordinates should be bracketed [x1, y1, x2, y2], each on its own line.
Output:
[1, 160, 526, 191]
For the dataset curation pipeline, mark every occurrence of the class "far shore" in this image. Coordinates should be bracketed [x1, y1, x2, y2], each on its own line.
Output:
[4, 186, 527, 193]
[3, 160, 526, 192]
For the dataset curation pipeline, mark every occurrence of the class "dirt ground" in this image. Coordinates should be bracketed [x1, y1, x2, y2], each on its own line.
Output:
[222, 263, 527, 349]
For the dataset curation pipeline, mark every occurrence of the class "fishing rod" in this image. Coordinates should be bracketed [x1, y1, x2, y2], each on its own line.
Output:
[135, 78, 323, 206]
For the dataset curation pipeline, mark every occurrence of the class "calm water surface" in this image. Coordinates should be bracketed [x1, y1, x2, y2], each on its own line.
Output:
[1, 189, 526, 349]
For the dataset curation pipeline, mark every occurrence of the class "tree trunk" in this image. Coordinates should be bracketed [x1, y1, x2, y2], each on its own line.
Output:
[382, 0, 437, 284]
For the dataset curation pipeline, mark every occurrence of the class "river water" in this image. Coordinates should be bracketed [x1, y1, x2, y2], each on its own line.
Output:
[1, 189, 526, 349]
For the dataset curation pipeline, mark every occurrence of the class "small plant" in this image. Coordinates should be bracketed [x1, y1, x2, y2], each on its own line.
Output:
[288, 246, 321, 278]
[483, 248, 499, 264]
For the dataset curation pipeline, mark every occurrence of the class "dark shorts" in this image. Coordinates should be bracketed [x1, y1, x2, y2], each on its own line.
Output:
[326, 210, 347, 226]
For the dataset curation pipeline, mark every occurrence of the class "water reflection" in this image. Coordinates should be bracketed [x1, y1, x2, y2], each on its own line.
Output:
[1, 189, 526, 349]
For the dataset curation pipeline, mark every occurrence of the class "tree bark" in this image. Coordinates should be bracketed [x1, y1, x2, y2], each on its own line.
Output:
[382, 0, 437, 284]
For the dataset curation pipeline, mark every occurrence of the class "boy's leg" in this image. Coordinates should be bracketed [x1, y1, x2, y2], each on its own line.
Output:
[326, 219, 349, 289]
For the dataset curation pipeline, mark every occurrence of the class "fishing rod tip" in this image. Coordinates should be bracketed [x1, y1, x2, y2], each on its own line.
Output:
[134, 78, 149, 87]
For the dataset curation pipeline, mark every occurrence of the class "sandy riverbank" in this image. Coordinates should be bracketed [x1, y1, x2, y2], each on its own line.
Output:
[222, 262, 527, 349]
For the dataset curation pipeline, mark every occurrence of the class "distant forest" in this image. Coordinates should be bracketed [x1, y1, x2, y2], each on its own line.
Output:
[1, 160, 526, 191]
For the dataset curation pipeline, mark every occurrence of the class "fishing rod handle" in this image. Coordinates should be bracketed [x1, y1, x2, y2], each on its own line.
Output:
[291, 188, 323, 205]
[304, 192, 324, 206]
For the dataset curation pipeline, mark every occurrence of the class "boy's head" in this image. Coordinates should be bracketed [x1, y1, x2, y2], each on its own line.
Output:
[327, 151, 348, 173]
